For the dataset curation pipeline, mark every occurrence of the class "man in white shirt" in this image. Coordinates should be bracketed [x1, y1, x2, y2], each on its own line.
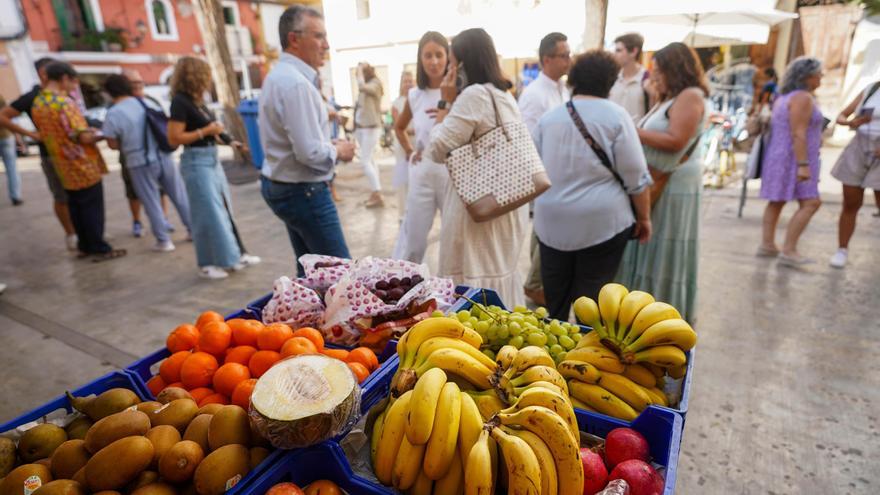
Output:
[610, 32, 650, 123]
[518, 32, 571, 306]
[259, 6, 356, 276]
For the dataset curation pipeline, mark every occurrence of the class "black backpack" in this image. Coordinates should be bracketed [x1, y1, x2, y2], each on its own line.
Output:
[136, 97, 177, 154]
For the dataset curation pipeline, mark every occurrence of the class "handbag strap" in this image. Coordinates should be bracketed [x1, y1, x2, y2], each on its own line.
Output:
[566, 100, 625, 189]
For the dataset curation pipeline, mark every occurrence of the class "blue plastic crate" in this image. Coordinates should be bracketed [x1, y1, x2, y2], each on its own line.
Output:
[576, 406, 682, 495]
[451, 287, 694, 423]
[243, 442, 389, 495]
[0, 371, 148, 434]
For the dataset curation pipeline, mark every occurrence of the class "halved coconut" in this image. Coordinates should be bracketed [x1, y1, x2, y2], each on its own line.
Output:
[249, 354, 361, 449]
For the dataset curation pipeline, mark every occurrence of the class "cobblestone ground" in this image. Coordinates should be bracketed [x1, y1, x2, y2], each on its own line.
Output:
[0, 144, 877, 493]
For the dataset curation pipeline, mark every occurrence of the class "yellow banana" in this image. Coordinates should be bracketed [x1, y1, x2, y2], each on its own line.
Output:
[374, 390, 413, 485]
[465, 390, 505, 419]
[503, 346, 556, 379]
[596, 373, 652, 411]
[424, 382, 462, 480]
[410, 469, 433, 495]
[502, 386, 579, 439]
[402, 317, 482, 368]
[505, 426, 558, 495]
[458, 391, 484, 463]
[622, 364, 657, 388]
[598, 283, 629, 341]
[668, 363, 687, 379]
[624, 318, 697, 353]
[513, 380, 569, 398]
[406, 368, 447, 445]
[495, 345, 519, 371]
[568, 396, 596, 412]
[464, 429, 494, 495]
[370, 409, 386, 466]
[645, 363, 666, 379]
[623, 302, 681, 346]
[414, 336, 497, 370]
[392, 434, 426, 490]
[556, 360, 601, 384]
[489, 425, 542, 495]
[627, 345, 687, 368]
[564, 346, 625, 373]
[616, 290, 655, 338]
[574, 330, 602, 349]
[567, 381, 638, 421]
[495, 406, 583, 495]
[509, 365, 568, 390]
[573, 296, 609, 340]
[414, 348, 494, 390]
[433, 447, 463, 495]
[643, 386, 668, 407]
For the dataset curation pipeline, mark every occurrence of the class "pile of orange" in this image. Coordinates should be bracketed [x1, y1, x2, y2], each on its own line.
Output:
[147, 311, 382, 407]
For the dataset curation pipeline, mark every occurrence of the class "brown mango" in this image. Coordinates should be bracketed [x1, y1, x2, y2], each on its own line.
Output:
[144, 425, 181, 469]
[66, 388, 140, 421]
[125, 471, 159, 492]
[31, 480, 85, 495]
[130, 483, 177, 495]
[0, 437, 15, 478]
[207, 406, 250, 451]
[63, 417, 92, 441]
[196, 404, 223, 416]
[84, 409, 150, 454]
[49, 440, 90, 480]
[84, 436, 153, 491]
[149, 399, 198, 433]
[18, 424, 67, 463]
[182, 415, 212, 453]
[156, 388, 193, 405]
[136, 402, 164, 415]
[0, 464, 53, 495]
[193, 444, 249, 495]
[158, 441, 204, 484]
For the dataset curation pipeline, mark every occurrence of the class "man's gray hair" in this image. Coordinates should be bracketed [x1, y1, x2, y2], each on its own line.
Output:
[279, 5, 323, 50]
[780, 56, 822, 95]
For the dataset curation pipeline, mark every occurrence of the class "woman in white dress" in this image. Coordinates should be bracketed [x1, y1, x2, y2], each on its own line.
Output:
[392, 32, 450, 263]
[427, 28, 529, 307]
[390, 71, 415, 222]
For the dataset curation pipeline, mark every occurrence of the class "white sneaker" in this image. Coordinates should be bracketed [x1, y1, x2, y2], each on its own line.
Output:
[231, 253, 262, 271]
[66, 234, 78, 251]
[829, 248, 848, 269]
[199, 266, 229, 279]
[0, 283, 6, 294]
[151, 240, 176, 252]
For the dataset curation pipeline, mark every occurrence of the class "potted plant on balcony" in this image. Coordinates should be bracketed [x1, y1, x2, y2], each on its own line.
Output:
[102, 27, 128, 52]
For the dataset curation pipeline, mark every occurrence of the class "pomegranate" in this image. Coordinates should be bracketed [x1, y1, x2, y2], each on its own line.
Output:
[604, 427, 649, 468]
[580, 447, 608, 495]
[608, 459, 664, 495]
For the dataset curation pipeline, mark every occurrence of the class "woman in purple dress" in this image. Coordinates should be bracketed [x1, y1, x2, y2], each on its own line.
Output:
[758, 57, 824, 267]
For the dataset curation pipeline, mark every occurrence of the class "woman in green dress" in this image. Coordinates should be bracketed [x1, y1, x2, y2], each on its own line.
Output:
[616, 42, 708, 323]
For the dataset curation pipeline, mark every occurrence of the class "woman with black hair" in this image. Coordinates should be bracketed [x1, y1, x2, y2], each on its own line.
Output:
[392, 31, 450, 263]
[426, 28, 529, 306]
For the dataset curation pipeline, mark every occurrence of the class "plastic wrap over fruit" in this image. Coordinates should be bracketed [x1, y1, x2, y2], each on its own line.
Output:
[249, 354, 361, 449]
[298, 254, 354, 294]
[321, 257, 456, 345]
[261, 276, 325, 329]
[596, 479, 630, 495]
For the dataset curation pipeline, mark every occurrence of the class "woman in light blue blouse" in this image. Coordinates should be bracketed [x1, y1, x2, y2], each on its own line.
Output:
[533, 50, 653, 320]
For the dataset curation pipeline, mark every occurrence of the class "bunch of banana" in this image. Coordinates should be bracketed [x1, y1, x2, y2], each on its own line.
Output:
[390, 317, 495, 397]
[373, 344, 585, 494]
[572, 283, 696, 367]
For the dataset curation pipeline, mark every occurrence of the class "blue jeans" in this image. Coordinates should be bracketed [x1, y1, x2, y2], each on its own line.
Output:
[179, 146, 241, 268]
[0, 136, 21, 202]
[260, 177, 350, 276]
[129, 154, 192, 243]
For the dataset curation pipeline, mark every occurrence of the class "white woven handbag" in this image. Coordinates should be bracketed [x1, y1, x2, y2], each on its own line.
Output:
[446, 85, 550, 223]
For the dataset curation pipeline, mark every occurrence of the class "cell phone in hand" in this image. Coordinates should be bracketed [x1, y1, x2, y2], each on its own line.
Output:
[858, 107, 874, 119]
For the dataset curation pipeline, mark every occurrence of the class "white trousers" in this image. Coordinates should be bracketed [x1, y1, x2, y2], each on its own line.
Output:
[392, 158, 449, 263]
[355, 127, 383, 192]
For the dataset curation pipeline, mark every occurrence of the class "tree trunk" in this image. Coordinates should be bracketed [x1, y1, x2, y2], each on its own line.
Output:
[193, 0, 247, 160]
[582, 0, 609, 51]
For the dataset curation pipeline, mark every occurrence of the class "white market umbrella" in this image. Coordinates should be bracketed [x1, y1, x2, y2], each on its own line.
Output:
[619, 1, 797, 46]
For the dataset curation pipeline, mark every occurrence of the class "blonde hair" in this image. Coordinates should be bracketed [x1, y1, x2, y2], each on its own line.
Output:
[170, 57, 213, 99]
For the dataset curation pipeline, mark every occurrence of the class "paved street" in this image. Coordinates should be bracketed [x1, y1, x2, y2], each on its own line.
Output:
[1, 143, 878, 493]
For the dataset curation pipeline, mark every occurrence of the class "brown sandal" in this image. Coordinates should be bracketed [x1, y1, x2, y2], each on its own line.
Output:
[92, 249, 127, 262]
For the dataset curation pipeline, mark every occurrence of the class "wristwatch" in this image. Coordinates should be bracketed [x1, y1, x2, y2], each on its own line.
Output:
[437, 100, 449, 110]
